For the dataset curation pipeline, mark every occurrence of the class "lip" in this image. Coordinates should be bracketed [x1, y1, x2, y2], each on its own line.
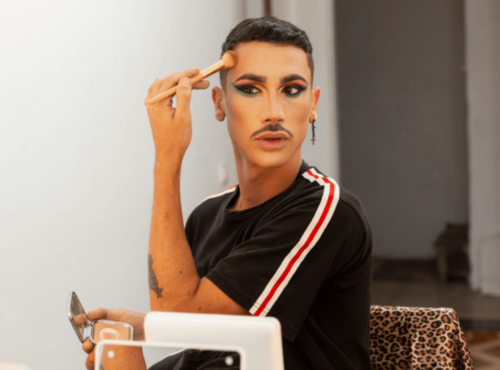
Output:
[255, 133, 289, 150]
[255, 132, 290, 140]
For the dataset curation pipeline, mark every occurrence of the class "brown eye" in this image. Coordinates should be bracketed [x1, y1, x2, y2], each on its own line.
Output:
[234, 84, 262, 96]
[242, 86, 255, 94]
[283, 86, 300, 95]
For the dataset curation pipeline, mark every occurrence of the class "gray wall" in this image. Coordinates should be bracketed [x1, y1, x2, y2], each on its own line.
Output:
[465, 0, 500, 296]
[335, 0, 469, 258]
[273, 0, 340, 179]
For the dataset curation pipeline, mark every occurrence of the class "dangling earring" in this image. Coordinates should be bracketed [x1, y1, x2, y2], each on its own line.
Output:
[311, 119, 316, 145]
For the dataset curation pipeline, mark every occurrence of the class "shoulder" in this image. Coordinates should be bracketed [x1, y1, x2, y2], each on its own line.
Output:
[335, 188, 371, 237]
[298, 166, 370, 239]
[186, 185, 237, 226]
[201, 185, 238, 204]
[300, 166, 372, 273]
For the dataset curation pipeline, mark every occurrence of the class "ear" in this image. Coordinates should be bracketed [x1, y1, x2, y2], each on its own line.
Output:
[310, 87, 321, 122]
[212, 86, 226, 122]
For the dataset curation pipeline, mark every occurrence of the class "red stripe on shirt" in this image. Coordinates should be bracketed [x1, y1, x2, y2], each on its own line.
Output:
[253, 170, 335, 316]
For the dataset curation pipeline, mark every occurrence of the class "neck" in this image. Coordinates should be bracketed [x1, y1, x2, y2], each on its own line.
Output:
[229, 150, 302, 211]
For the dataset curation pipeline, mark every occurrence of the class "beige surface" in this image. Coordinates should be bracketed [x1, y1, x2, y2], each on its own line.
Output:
[93, 322, 131, 343]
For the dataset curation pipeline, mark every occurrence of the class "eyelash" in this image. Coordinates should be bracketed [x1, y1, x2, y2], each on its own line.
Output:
[234, 84, 306, 97]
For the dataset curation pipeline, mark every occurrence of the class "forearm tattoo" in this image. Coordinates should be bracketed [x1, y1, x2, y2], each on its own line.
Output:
[148, 254, 164, 299]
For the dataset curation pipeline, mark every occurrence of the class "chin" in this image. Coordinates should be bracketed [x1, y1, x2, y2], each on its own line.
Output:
[247, 149, 298, 169]
[231, 136, 305, 170]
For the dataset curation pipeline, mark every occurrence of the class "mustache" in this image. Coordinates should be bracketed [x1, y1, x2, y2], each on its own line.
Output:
[250, 123, 293, 138]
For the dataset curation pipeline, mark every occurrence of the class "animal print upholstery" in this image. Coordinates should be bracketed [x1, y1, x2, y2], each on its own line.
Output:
[370, 306, 474, 370]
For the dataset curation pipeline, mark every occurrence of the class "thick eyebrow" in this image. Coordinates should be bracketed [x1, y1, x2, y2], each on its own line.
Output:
[234, 73, 267, 83]
[234, 73, 308, 85]
[280, 74, 308, 85]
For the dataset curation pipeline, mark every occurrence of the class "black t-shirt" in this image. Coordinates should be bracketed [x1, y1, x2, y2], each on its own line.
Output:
[150, 161, 373, 370]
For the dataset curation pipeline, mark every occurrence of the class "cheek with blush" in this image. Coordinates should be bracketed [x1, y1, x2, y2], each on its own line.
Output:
[224, 93, 262, 139]
[282, 99, 312, 138]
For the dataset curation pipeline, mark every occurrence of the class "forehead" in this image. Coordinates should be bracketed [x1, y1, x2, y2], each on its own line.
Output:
[227, 42, 311, 82]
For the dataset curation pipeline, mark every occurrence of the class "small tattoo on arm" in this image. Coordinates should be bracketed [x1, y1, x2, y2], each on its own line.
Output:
[100, 366, 105, 370]
[148, 254, 163, 299]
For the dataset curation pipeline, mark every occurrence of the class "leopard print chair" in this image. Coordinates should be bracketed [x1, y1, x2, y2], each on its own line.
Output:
[370, 306, 474, 370]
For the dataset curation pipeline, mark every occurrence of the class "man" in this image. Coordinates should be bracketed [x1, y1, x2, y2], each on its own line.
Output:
[84, 17, 372, 370]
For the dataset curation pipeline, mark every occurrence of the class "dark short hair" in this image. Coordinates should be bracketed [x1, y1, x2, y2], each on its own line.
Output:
[219, 16, 314, 89]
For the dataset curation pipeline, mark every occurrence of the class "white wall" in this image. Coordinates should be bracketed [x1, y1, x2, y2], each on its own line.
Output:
[0, 1, 240, 369]
[465, 0, 500, 296]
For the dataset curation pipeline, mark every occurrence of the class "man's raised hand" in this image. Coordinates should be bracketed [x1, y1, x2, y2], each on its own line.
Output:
[144, 68, 210, 162]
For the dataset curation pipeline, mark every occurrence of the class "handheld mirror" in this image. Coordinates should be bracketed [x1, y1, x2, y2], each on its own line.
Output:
[67, 291, 133, 344]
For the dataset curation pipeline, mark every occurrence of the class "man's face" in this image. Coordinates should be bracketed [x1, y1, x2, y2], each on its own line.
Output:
[213, 42, 320, 170]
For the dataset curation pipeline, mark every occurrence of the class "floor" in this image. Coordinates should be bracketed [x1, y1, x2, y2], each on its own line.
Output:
[371, 259, 500, 369]
[466, 332, 500, 370]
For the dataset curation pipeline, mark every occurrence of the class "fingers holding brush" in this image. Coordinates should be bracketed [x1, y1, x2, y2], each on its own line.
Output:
[158, 67, 199, 94]
[192, 79, 210, 90]
[144, 68, 210, 107]
[158, 68, 199, 107]
[175, 77, 193, 124]
[146, 51, 237, 105]
[168, 68, 211, 89]
[145, 73, 196, 158]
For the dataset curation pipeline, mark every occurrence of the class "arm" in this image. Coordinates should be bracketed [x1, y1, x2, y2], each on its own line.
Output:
[145, 69, 249, 316]
[98, 345, 146, 370]
[85, 344, 145, 370]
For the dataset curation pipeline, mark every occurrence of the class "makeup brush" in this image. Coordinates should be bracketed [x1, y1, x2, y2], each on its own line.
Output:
[147, 51, 238, 105]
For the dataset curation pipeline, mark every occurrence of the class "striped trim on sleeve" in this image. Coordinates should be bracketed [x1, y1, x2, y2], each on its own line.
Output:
[249, 168, 341, 317]
[199, 185, 238, 204]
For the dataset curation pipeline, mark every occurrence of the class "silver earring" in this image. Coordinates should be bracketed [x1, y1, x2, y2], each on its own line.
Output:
[311, 119, 316, 145]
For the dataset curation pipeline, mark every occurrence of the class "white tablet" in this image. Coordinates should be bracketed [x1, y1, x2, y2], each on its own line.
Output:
[95, 311, 284, 370]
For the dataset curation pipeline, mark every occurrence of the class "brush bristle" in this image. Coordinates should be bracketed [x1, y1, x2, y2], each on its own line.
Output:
[222, 51, 238, 68]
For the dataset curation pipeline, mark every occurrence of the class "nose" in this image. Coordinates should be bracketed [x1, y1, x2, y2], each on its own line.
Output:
[262, 91, 286, 123]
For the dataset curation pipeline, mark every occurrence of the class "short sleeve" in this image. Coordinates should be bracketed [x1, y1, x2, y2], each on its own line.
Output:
[206, 179, 362, 341]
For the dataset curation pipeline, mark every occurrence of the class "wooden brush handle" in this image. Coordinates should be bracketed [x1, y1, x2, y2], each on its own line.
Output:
[147, 59, 228, 105]
[200, 60, 224, 78]
[148, 73, 204, 105]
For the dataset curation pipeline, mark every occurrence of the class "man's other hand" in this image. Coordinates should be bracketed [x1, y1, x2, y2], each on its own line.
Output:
[82, 308, 146, 370]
